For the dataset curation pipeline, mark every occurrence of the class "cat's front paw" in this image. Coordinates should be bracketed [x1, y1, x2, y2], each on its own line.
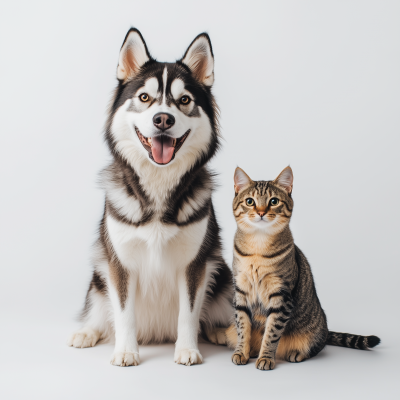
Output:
[174, 348, 203, 366]
[110, 351, 140, 367]
[256, 357, 275, 370]
[232, 351, 249, 365]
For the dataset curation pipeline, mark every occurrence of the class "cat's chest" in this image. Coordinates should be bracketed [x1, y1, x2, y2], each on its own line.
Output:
[235, 255, 282, 301]
[242, 257, 272, 281]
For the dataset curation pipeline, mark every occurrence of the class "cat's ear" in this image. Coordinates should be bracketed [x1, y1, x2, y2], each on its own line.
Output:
[274, 166, 293, 194]
[181, 33, 214, 86]
[117, 28, 151, 81]
[234, 167, 252, 193]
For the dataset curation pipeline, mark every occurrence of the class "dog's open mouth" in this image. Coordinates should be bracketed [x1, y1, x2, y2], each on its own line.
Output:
[135, 127, 190, 165]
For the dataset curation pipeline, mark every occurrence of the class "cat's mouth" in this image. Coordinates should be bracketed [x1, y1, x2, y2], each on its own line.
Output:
[135, 127, 190, 165]
[253, 216, 274, 224]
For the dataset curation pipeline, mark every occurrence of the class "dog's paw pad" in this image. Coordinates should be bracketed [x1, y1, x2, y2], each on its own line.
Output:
[67, 329, 100, 348]
[232, 352, 249, 365]
[110, 352, 140, 367]
[256, 357, 275, 370]
[174, 349, 203, 366]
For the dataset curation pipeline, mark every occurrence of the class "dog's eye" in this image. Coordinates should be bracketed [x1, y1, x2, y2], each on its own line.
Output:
[180, 96, 191, 105]
[246, 198, 255, 206]
[270, 198, 279, 206]
[139, 93, 150, 102]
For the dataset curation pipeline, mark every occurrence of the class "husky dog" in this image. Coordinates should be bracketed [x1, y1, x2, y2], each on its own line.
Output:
[68, 28, 233, 366]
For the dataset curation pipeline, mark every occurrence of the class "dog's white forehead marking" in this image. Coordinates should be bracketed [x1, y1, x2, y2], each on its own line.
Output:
[171, 79, 185, 99]
[162, 67, 168, 104]
[139, 77, 158, 98]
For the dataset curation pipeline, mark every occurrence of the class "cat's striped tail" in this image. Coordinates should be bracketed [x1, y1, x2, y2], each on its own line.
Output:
[327, 331, 380, 350]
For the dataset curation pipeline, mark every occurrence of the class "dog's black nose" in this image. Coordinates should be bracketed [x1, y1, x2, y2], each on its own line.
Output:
[153, 113, 175, 131]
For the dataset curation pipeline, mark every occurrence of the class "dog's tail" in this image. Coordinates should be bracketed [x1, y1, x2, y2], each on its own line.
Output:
[327, 331, 380, 350]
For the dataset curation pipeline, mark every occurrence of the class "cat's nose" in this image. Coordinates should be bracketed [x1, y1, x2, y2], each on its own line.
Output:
[257, 211, 266, 217]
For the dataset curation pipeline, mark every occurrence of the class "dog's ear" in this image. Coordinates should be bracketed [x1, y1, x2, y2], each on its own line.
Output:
[181, 33, 214, 86]
[273, 166, 293, 194]
[117, 28, 151, 81]
[234, 167, 253, 193]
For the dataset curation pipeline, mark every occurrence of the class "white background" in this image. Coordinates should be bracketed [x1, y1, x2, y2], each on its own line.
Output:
[1, 1, 399, 399]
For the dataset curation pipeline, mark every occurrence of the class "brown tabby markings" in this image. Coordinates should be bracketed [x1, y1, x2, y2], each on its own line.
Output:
[227, 166, 328, 370]
[227, 166, 380, 370]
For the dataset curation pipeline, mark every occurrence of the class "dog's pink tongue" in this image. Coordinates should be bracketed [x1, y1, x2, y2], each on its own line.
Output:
[151, 136, 175, 164]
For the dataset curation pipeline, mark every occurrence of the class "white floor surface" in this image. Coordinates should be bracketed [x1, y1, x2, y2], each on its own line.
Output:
[2, 318, 398, 400]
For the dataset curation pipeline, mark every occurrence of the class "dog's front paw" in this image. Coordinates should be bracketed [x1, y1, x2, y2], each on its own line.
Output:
[67, 328, 100, 348]
[174, 348, 203, 366]
[110, 352, 140, 367]
[232, 351, 249, 365]
[256, 357, 275, 370]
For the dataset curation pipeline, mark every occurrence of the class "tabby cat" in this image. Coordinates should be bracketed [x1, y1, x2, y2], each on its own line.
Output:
[226, 166, 380, 370]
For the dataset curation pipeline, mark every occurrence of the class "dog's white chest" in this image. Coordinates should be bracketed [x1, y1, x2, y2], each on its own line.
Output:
[107, 216, 179, 246]
[106, 215, 208, 272]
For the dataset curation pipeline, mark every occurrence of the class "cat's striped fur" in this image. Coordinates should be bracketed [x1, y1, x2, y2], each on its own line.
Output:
[226, 166, 380, 370]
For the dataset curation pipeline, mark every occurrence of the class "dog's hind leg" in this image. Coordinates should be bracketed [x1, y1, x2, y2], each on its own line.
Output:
[202, 294, 233, 345]
[203, 326, 227, 345]
[201, 261, 234, 346]
[68, 269, 112, 348]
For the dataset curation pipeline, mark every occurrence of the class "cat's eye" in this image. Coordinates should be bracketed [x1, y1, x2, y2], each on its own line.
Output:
[180, 96, 191, 105]
[139, 93, 150, 102]
[246, 198, 255, 206]
[270, 198, 279, 206]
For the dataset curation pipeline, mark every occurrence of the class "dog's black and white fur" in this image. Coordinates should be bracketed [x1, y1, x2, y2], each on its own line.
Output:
[68, 28, 233, 366]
